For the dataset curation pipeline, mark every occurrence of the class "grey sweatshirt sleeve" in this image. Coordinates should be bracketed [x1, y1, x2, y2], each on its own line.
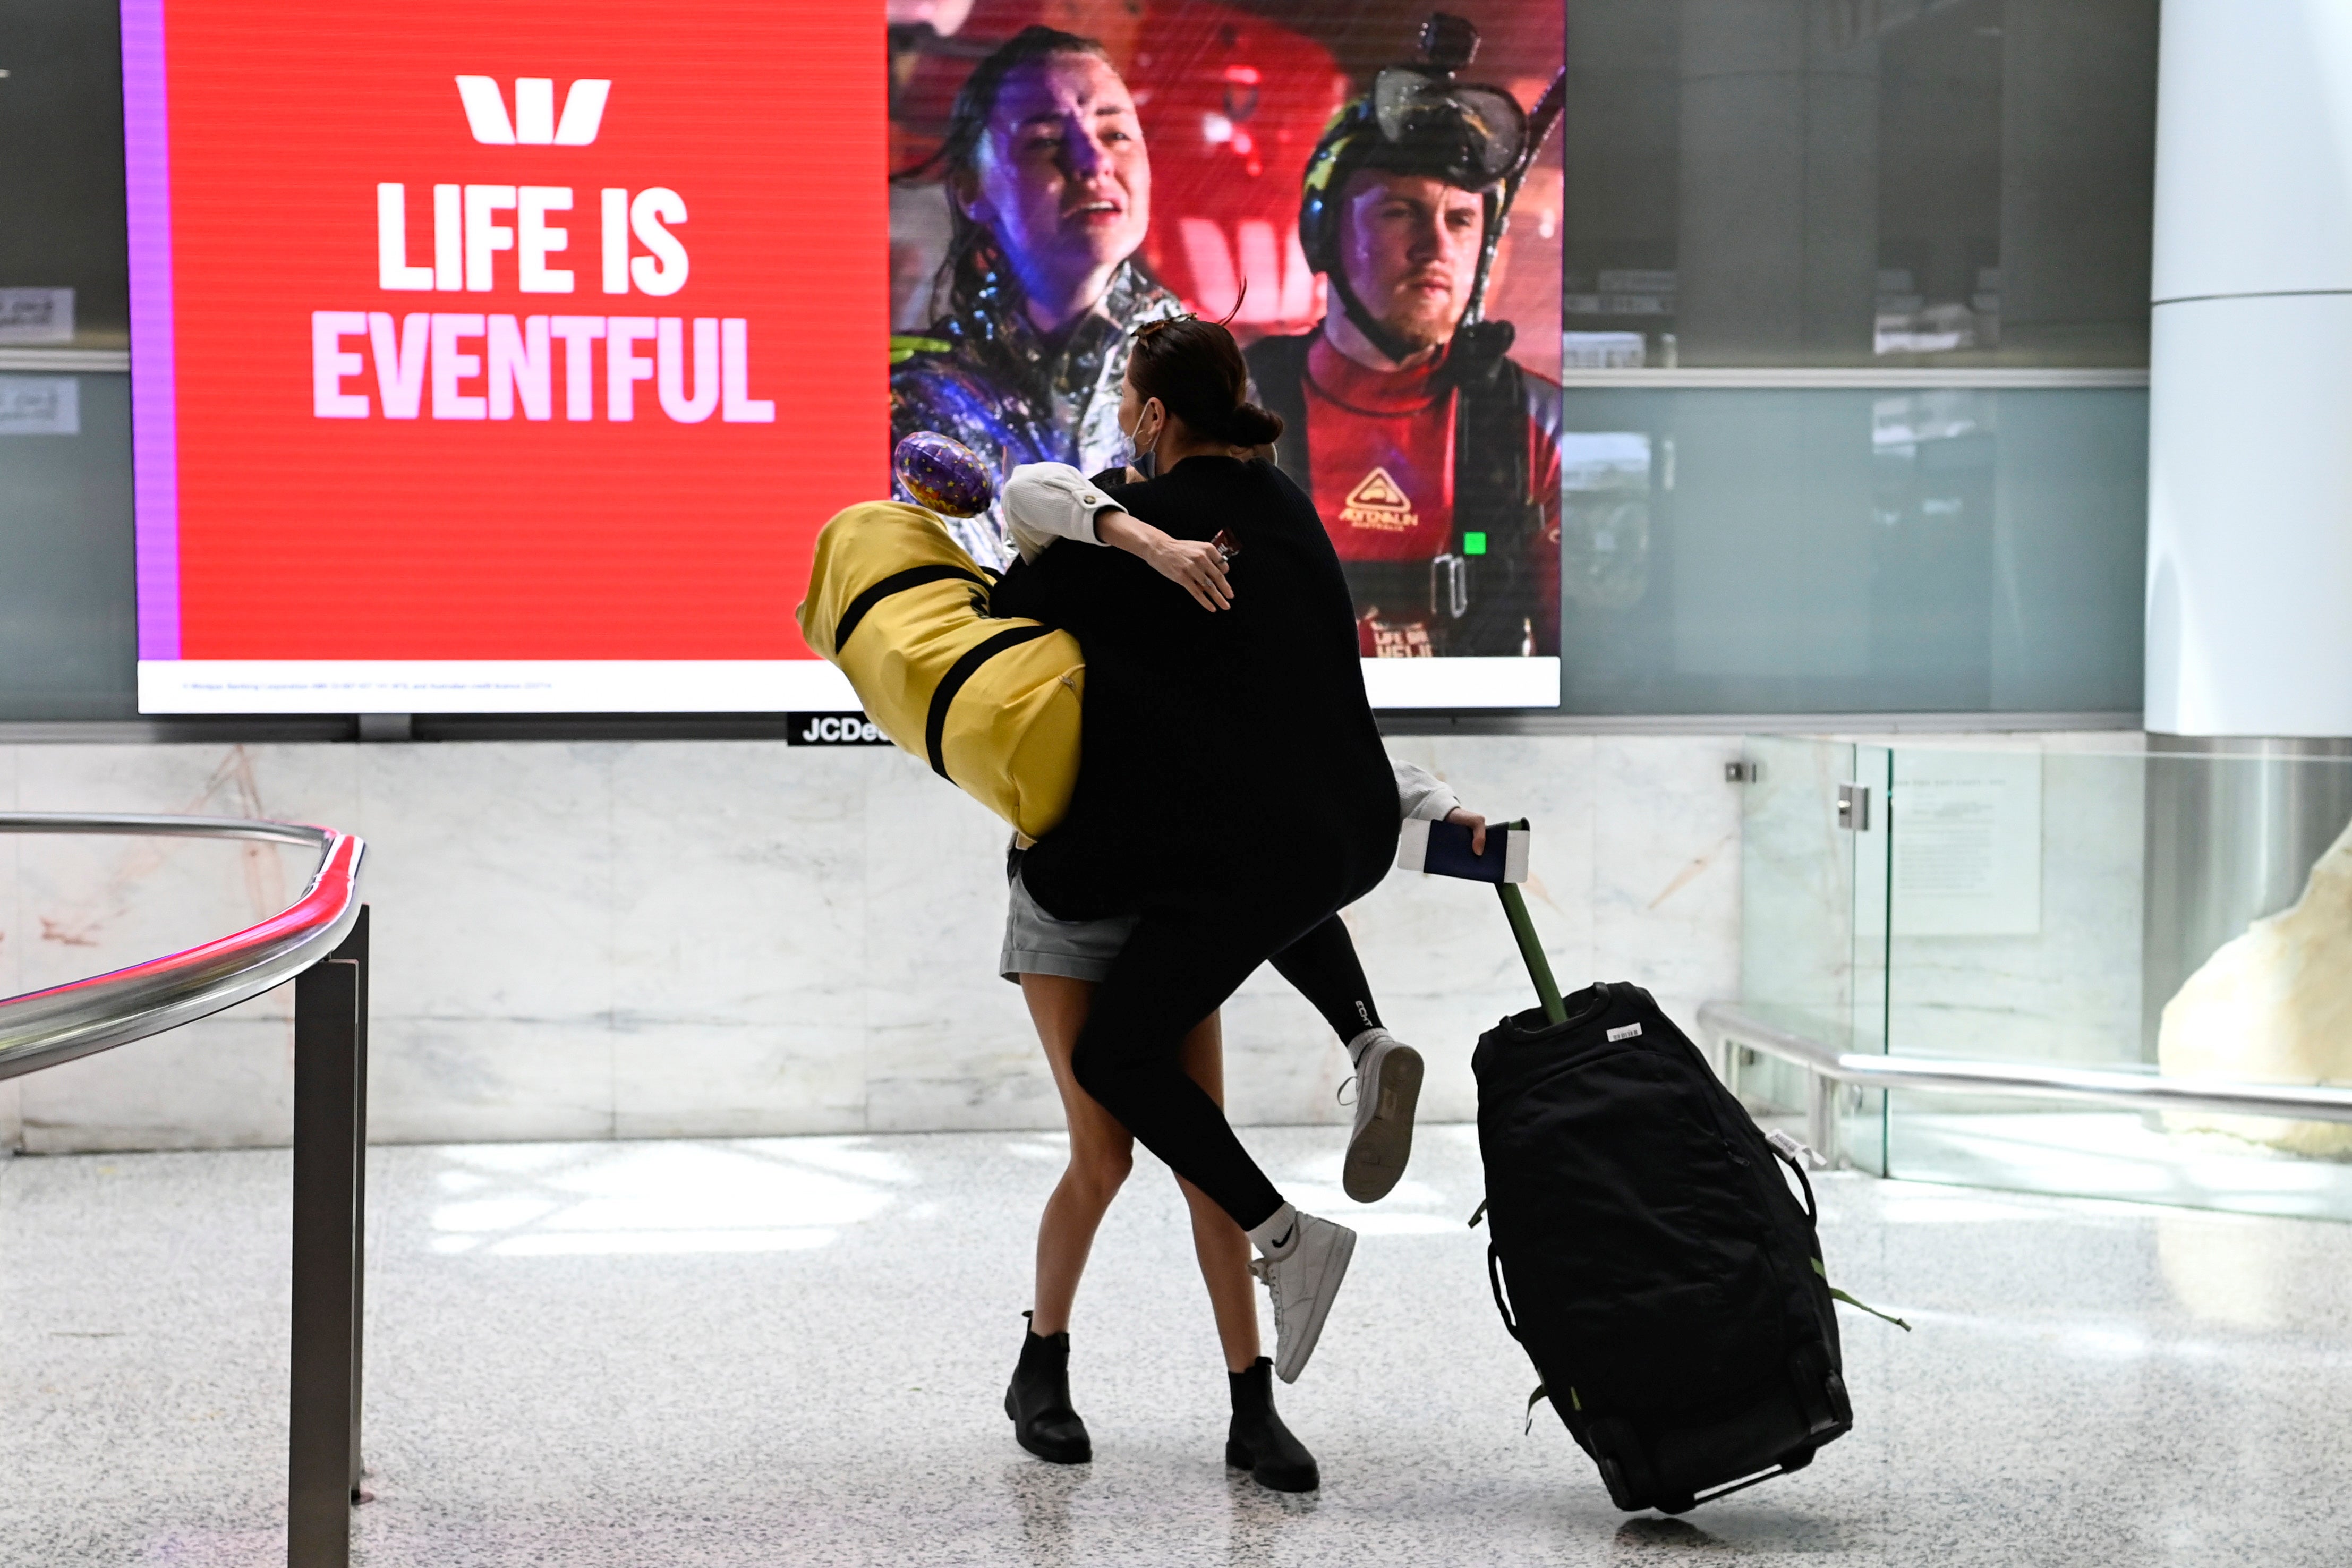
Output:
[1392, 759, 1462, 822]
[1002, 462, 1129, 563]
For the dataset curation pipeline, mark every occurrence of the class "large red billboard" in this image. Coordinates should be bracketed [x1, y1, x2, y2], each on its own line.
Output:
[127, 0, 1561, 713]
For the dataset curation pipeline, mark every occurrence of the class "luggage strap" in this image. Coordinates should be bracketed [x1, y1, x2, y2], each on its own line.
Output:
[833, 564, 993, 654]
[1774, 1149, 1910, 1331]
[1769, 1142, 1819, 1224]
[1486, 1244, 1521, 1342]
[1816, 1262, 1912, 1331]
[926, 625, 1056, 780]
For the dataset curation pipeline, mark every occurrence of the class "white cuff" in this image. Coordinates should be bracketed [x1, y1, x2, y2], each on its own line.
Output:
[1004, 462, 1128, 562]
[1392, 759, 1462, 821]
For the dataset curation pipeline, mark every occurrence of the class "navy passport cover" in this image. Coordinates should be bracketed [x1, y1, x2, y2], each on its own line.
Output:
[1422, 819, 1510, 882]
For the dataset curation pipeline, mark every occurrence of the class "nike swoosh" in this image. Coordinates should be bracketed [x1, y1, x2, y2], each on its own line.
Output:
[1269, 1226, 1294, 1251]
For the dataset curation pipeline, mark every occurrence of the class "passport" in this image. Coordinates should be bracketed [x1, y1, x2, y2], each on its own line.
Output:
[1396, 817, 1529, 884]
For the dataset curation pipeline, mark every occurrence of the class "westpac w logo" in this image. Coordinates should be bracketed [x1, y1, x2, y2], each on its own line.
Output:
[455, 76, 611, 146]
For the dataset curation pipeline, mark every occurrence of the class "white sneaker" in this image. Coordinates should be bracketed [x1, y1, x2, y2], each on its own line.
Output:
[1250, 1210, 1357, 1384]
[1342, 1028, 1424, 1203]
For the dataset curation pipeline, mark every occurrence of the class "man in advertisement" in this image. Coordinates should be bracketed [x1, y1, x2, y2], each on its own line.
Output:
[1246, 21, 1562, 660]
[890, 25, 1184, 566]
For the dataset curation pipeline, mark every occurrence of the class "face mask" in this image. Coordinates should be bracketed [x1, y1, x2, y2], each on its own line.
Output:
[1120, 400, 1160, 479]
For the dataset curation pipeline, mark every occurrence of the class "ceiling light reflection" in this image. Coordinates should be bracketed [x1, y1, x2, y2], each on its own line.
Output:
[488, 1228, 837, 1256]
[423, 1138, 907, 1257]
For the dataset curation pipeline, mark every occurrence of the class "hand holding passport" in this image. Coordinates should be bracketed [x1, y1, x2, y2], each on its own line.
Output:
[1396, 816, 1530, 884]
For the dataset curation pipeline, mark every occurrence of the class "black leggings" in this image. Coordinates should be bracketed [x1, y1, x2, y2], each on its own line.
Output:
[1269, 914, 1383, 1043]
[1069, 893, 1383, 1231]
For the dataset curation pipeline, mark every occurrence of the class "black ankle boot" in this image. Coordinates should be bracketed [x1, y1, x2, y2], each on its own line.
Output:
[1005, 1314, 1092, 1464]
[1226, 1356, 1318, 1491]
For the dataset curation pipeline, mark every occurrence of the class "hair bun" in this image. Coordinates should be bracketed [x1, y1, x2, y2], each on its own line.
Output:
[1225, 402, 1285, 447]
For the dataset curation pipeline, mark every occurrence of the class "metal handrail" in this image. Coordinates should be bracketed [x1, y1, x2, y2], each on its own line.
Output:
[0, 812, 372, 1568]
[0, 813, 365, 1083]
[1698, 1001, 2352, 1162]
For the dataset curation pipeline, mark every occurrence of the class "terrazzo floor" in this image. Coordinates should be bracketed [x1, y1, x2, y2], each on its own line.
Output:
[4, 1124, 2351, 1566]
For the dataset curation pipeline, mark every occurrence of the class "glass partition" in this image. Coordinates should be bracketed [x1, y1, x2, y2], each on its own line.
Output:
[1734, 736, 1888, 1171]
[1742, 739, 2352, 1218]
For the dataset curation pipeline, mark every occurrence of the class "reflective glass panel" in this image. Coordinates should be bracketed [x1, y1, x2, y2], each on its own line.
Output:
[0, 373, 137, 719]
[0, 2, 129, 350]
[1558, 387, 2147, 714]
[1562, 0, 2158, 368]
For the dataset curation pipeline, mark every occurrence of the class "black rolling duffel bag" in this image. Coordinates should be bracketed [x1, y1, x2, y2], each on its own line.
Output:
[1472, 983, 1853, 1514]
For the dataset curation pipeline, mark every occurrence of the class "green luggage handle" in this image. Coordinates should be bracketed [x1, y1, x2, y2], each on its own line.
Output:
[1493, 819, 1567, 1025]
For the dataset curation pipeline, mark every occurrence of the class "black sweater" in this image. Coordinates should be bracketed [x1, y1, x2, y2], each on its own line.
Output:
[989, 456, 1397, 923]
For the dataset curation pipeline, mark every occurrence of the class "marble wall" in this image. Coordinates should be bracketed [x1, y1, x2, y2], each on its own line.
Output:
[0, 734, 1748, 1154]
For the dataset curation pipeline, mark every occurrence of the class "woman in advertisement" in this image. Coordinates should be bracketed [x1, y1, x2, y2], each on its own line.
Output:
[890, 25, 1185, 566]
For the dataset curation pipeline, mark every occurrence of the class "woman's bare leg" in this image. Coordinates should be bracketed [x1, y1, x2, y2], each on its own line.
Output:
[1175, 1012, 1264, 1374]
[1022, 974, 1134, 1336]
[1024, 975, 1255, 1371]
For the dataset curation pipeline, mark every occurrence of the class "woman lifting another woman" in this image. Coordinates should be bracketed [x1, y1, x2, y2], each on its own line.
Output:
[987, 313, 1473, 1486]
[996, 654, 1478, 1488]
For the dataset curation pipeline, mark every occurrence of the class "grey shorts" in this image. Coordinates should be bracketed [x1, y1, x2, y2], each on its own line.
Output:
[999, 865, 1137, 984]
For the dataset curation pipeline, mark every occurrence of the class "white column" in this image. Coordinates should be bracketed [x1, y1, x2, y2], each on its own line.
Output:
[2145, 0, 2352, 738]
[2144, 2, 2352, 1069]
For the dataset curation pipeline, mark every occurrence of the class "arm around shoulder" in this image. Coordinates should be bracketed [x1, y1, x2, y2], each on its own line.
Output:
[1003, 463, 1127, 561]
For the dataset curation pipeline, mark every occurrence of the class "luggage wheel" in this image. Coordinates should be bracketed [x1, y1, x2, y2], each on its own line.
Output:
[1589, 1418, 1647, 1512]
[1595, 1454, 1635, 1512]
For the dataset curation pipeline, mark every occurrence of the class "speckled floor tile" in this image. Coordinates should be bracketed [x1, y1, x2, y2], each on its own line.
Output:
[4, 1127, 2351, 1566]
